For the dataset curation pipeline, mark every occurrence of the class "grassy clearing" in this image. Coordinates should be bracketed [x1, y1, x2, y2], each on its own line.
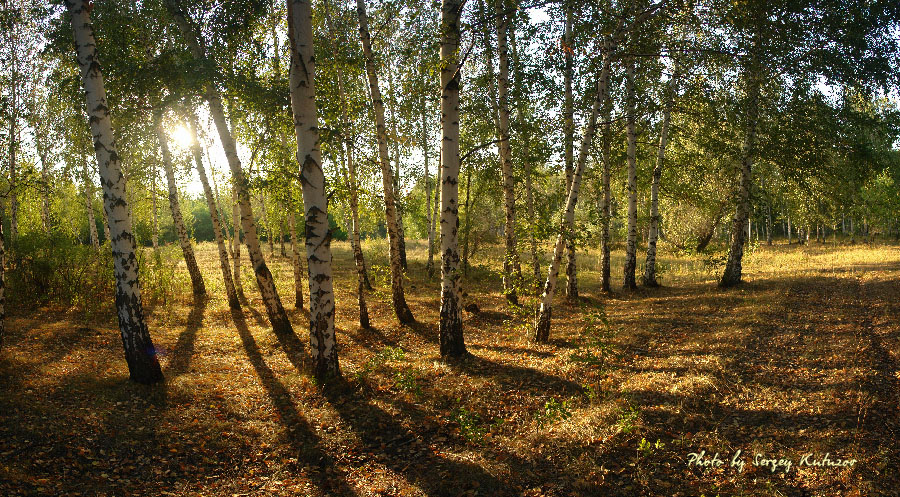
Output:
[2, 239, 899, 496]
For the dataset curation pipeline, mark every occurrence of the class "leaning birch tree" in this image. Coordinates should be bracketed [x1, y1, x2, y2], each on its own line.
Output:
[65, 0, 163, 384]
[356, 0, 415, 324]
[155, 110, 207, 297]
[165, 0, 293, 335]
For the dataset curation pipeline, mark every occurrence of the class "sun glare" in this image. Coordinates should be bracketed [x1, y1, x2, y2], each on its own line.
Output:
[169, 124, 194, 150]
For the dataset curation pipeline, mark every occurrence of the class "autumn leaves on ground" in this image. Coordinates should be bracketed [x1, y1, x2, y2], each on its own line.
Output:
[2, 241, 900, 497]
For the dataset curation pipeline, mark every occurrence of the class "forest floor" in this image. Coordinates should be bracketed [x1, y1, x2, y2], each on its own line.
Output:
[2, 239, 900, 496]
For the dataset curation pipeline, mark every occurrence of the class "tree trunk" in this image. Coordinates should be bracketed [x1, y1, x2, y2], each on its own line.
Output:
[100, 195, 112, 244]
[356, 0, 415, 323]
[83, 160, 100, 250]
[599, 49, 613, 293]
[493, 0, 523, 304]
[643, 63, 677, 287]
[8, 13, 18, 243]
[623, 55, 639, 290]
[562, 1, 577, 301]
[166, 0, 293, 335]
[231, 186, 244, 296]
[720, 59, 760, 287]
[151, 159, 159, 253]
[386, 60, 409, 271]
[67, 0, 163, 384]
[187, 112, 239, 309]
[261, 192, 275, 256]
[287, 204, 305, 308]
[461, 165, 472, 276]
[439, 0, 466, 358]
[535, 61, 607, 343]
[155, 112, 206, 296]
[766, 204, 772, 245]
[423, 86, 436, 278]
[787, 216, 792, 244]
[288, 0, 340, 380]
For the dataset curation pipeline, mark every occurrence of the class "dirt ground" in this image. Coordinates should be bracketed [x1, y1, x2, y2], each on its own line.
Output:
[1, 240, 899, 496]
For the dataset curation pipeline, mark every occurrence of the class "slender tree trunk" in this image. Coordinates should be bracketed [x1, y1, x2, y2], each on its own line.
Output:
[423, 83, 436, 278]
[155, 112, 206, 296]
[562, 1, 577, 301]
[598, 48, 613, 293]
[643, 64, 677, 287]
[83, 161, 100, 250]
[461, 165, 472, 275]
[166, 0, 293, 335]
[357, 0, 414, 323]
[261, 192, 275, 256]
[524, 159, 540, 288]
[288, 0, 340, 380]
[720, 58, 760, 287]
[766, 204, 772, 245]
[151, 160, 159, 253]
[187, 112, 239, 309]
[66, 0, 163, 384]
[492, 0, 523, 304]
[231, 186, 244, 296]
[287, 204, 305, 309]
[439, 0, 466, 357]
[787, 216, 792, 244]
[535, 63, 606, 342]
[623, 55, 639, 290]
[8, 14, 18, 243]
[386, 60, 409, 271]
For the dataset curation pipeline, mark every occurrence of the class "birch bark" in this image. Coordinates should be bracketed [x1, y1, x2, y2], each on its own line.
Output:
[166, 0, 292, 334]
[357, 0, 414, 323]
[83, 160, 100, 250]
[155, 112, 206, 296]
[623, 54, 638, 290]
[439, 0, 466, 357]
[187, 112, 239, 308]
[66, 0, 163, 384]
[287, 0, 340, 379]
[643, 63, 678, 287]
[562, 1, 577, 300]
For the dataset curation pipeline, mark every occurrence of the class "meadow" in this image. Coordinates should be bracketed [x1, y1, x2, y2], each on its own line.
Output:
[2, 239, 899, 496]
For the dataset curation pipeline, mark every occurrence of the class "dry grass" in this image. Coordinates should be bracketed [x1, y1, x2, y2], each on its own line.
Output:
[2, 238, 899, 496]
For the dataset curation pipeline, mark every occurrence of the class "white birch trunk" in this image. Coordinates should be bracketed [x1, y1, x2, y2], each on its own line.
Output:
[288, 0, 340, 379]
[720, 58, 760, 286]
[386, 62, 409, 271]
[623, 55, 638, 290]
[439, 0, 466, 357]
[155, 112, 206, 296]
[187, 112, 239, 309]
[66, 0, 163, 384]
[534, 63, 607, 342]
[357, 0, 414, 323]
[423, 86, 436, 278]
[494, 0, 522, 304]
[599, 48, 613, 293]
[562, 1, 577, 300]
[166, 0, 292, 334]
[231, 186, 244, 295]
[643, 63, 678, 287]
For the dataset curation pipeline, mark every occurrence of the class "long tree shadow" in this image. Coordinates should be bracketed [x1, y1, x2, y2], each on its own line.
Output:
[231, 309, 357, 496]
[166, 297, 208, 377]
[324, 383, 508, 497]
[450, 353, 584, 398]
[244, 302, 310, 373]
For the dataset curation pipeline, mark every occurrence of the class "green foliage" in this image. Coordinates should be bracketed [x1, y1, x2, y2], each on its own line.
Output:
[7, 232, 114, 320]
[568, 306, 613, 369]
[451, 406, 487, 444]
[535, 397, 573, 428]
[638, 437, 665, 457]
[616, 405, 640, 434]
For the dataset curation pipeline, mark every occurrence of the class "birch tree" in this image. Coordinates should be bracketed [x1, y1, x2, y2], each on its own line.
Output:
[65, 0, 163, 384]
[155, 110, 206, 297]
[562, 1, 577, 300]
[165, 0, 293, 335]
[494, 0, 523, 305]
[356, 0, 415, 324]
[186, 111, 240, 309]
[643, 61, 678, 287]
[622, 53, 638, 290]
[287, 0, 340, 379]
[439, 0, 466, 357]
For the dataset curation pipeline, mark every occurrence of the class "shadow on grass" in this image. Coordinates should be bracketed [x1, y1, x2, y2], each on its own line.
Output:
[231, 308, 357, 496]
[166, 297, 208, 377]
